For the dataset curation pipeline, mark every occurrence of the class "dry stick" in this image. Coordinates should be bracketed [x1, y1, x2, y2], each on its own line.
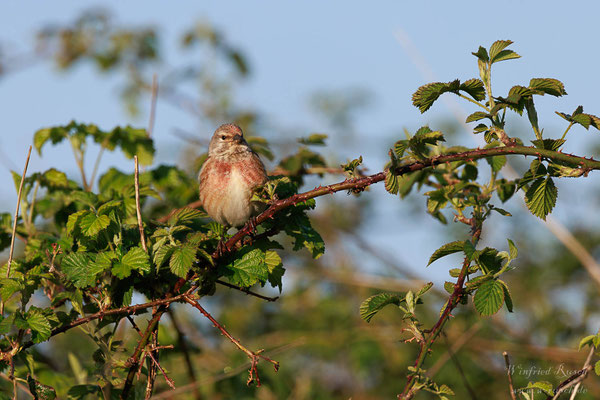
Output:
[503, 352, 518, 400]
[134, 156, 148, 252]
[168, 310, 203, 400]
[182, 295, 279, 386]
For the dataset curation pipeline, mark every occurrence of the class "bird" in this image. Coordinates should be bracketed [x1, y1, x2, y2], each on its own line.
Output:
[198, 123, 268, 230]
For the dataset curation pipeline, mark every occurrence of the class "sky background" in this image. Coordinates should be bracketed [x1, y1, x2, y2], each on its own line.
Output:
[1, 1, 599, 283]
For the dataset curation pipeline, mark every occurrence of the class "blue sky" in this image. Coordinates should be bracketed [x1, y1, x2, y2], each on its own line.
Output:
[1, 2, 599, 279]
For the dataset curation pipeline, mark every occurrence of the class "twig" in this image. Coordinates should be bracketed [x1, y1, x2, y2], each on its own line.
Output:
[216, 279, 279, 302]
[168, 310, 202, 400]
[125, 315, 175, 397]
[147, 74, 158, 138]
[553, 344, 595, 400]
[182, 295, 279, 386]
[1, 145, 32, 316]
[503, 352, 517, 400]
[121, 308, 167, 399]
[134, 156, 148, 253]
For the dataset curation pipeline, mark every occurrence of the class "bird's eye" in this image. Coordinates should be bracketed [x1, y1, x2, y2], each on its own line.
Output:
[221, 135, 226, 140]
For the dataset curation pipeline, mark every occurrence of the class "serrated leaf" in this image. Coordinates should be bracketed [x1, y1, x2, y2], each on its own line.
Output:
[413, 80, 483, 113]
[471, 46, 489, 62]
[595, 360, 600, 376]
[359, 293, 402, 323]
[225, 248, 268, 287]
[491, 49, 521, 64]
[0, 278, 23, 302]
[169, 245, 197, 278]
[489, 40, 513, 61]
[529, 78, 567, 97]
[385, 171, 399, 195]
[168, 207, 206, 226]
[67, 384, 102, 398]
[394, 140, 409, 158]
[153, 244, 175, 271]
[497, 179, 516, 203]
[498, 280, 514, 312]
[27, 310, 52, 343]
[79, 214, 111, 237]
[66, 210, 89, 234]
[121, 247, 150, 274]
[486, 155, 506, 173]
[507, 239, 518, 260]
[531, 139, 565, 151]
[416, 282, 433, 298]
[428, 241, 465, 266]
[473, 279, 504, 316]
[61, 253, 99, 288]
[466, 111, 489, 123]
[525, 176, 557, 220]
[443, 281, 455, 294]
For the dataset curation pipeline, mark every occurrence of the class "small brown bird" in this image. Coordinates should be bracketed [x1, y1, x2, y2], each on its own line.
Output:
[198, 124, 268, 228]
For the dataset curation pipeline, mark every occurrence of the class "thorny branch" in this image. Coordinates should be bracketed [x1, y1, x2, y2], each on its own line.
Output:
[183, 295, 279, 386]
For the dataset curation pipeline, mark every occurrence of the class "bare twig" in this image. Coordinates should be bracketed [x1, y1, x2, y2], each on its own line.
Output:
[2, 145, 32, 316]
[147, 74, 159, 138]
[134, 156, 148, 252]
[503, 352, 518, 400]
[215, 279, 279, 302]
[182, 295, 279, 386]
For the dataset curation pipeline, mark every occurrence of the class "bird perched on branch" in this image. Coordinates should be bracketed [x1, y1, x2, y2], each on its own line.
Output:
[198, 123, 268, 229]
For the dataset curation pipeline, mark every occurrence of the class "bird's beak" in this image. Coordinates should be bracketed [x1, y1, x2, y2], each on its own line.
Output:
[232, 134, 243, 143]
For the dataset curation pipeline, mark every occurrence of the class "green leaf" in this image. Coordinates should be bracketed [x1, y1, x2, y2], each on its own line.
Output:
[473, 279, 505, 316]
[522, 381, 554, 396]
[27, 374, 57, 400]
[33, 126, 68, 155]
[531, 139, 565, 151]
[489, 40, 519, 63]
[169, 244, 197, 278]
[121, 247, 150, 275]
[225, 248, 268, 287]
[412, 79, 484, 113]
[79, 214, 111, 237]
[459, 79, 486, 101]
[409, 126, 445, 158]
[471, 46, 489, 62]
[525, 176, 557, 220]
[0, 278, 23, 302]
[62, 253, 99, 288]
[507, 239, 518, 260]
[153, 244, 175, 271]
[26, 309, 52, 343]
[385, 171, 399, 195]
[416, 281, 434, 298]
[498, 280, 513, 312]
[491, 207, 512, 217]
[595, 360, 600, 376]
[428, 241, 465, 266]
[394, 140, 409, 158]
[529, 78, 567, 97]
[578, 334, 595, 350]
[465, 111, 489, 123]
[298, 133, 328, 146]
[497, 179, 516, 203]
[486, 155, 506, 173]
[359, 293, 402, 323]
[284, 214, 325, 259]
[168, 207, 206, 227]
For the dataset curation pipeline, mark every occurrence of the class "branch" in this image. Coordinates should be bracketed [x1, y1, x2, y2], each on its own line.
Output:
[548, 344, 596, 400]
[215, 279, 279, 302]
[503, 352, 518, 400]
[134, 156, 148, 253]
[215, 144, 600, 259]
[168, 310, 202, 400]
[1, 144, 31, 327]
[182, 295, 279, 386]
